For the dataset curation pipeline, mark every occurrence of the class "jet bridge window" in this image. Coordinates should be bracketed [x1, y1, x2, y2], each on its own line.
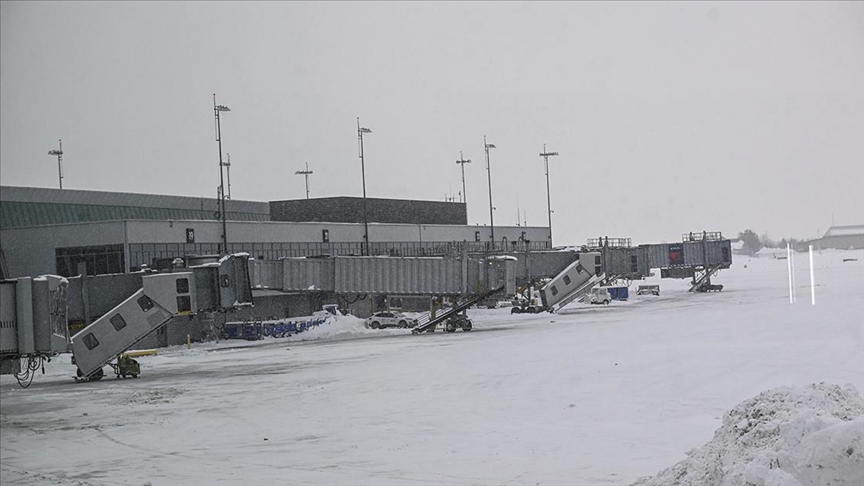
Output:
[82, 332, 99, 350]
[176, 295, 192, 313]
[550, 285, 559, 296]
[110, 314, 127, 332]
[176, 278, 189, 294]
[137, 295, 155, 312]
[563, 275, 572, 286]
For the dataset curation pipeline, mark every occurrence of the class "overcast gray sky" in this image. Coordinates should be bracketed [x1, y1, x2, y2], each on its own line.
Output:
[1, 1, 862, 245]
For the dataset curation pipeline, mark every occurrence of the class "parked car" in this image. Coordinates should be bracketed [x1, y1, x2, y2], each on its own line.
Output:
[589, 287, 611, 305]
[365, 311, 419, 329]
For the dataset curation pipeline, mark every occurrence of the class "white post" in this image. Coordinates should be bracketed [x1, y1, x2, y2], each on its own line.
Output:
[809, 244, 816, 306]
[787, 243, 793, 304]
[790, 247, 796, 303]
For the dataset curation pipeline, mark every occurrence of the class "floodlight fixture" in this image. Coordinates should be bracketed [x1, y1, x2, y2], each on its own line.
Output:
[47, 139, 64, 189]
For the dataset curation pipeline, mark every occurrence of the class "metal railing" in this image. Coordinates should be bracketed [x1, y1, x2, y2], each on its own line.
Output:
[586, 237, 632, 248]
[682, 231, 723, 242]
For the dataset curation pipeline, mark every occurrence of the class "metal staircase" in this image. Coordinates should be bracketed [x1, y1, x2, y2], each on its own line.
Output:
[412, 285, 505, 334]
[689, 264, 724, 292]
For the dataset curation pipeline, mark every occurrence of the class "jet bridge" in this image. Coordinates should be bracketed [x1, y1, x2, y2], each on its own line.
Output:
[0, 275, 70, 386]
[1, 254, 253, 386]
[538, 252, 604, 313]
[70, 254, 252, 380]
[589, 232, 732, 289]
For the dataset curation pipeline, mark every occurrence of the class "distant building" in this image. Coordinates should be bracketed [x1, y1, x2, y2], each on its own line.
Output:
[270, 197, 467, 225]
[0, 186, 550, 279]
[809, 225, 864, 250]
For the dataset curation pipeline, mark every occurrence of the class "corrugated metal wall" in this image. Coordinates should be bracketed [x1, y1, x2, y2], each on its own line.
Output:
[641, 240, 732, 269]
[249, 259, 284, 290]
[503, 250, 578, 281]
[334, 257, 462, 295]
[643, 244, 670, 269]
[282, 258, 335, 292]
[602, 246, 652, 279]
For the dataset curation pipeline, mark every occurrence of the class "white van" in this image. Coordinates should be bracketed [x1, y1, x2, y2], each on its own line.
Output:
[589, 287, 611, 305]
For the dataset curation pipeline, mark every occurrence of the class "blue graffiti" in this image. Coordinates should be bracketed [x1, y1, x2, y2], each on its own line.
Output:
[222, 317, 330, 341]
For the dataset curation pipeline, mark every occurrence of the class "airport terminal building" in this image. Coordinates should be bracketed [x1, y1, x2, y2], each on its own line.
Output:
[0, 186, 551, 279]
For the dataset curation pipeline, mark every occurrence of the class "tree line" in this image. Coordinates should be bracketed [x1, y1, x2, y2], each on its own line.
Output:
[736, 229, 810, 256]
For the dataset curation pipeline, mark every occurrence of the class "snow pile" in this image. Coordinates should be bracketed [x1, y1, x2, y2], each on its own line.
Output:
[631, 383, 864, 486]
[284, 314, 405, 342]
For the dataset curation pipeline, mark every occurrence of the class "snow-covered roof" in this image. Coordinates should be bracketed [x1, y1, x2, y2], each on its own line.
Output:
[824, 225, 864, 237]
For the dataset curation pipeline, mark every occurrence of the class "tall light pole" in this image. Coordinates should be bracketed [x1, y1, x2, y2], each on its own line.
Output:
[214, 94, 231, 255]
[540, 144, 559, 245]
[48, 140, 64, 190]
[456, 151, 471, 208]
[484, 136, 496, 249]
[295, 162, 313, 199]
[223, 153, 232, 199]
[357, 118, 372, 256]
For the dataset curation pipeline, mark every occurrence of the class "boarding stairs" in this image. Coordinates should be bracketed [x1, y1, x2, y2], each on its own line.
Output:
[411, 285, 505, 334]
[688, 264, 724, 292]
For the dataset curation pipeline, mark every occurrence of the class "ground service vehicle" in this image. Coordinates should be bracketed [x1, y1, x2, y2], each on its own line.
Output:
[443, 313, 472, 332]
[696, 283, 724, 292]
[510, 303, 546, 314]
[637, 285, 660, 296]
[412, 285, 504, 334]
[589, 287, 612, 305]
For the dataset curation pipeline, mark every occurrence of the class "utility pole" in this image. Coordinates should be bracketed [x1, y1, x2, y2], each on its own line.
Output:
[295, 162, 313, 199]
[214, 94, 231, 255]
[357, 118, 372, 256]
[484, 136, 496, 250]
[456, 151, 471, 207]
[48, 140, 64, 189]
[540, 144, 559, 245]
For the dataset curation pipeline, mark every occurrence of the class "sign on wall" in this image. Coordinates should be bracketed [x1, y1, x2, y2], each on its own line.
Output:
[668, 243, 683, 266]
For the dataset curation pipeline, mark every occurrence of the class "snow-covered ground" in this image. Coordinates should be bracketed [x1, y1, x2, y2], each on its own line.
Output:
[2, 249, 862, 485]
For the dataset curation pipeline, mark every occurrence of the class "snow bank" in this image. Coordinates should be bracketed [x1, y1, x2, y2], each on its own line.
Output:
[283, 314, 405, 342]
[631, 383, 864, 486]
